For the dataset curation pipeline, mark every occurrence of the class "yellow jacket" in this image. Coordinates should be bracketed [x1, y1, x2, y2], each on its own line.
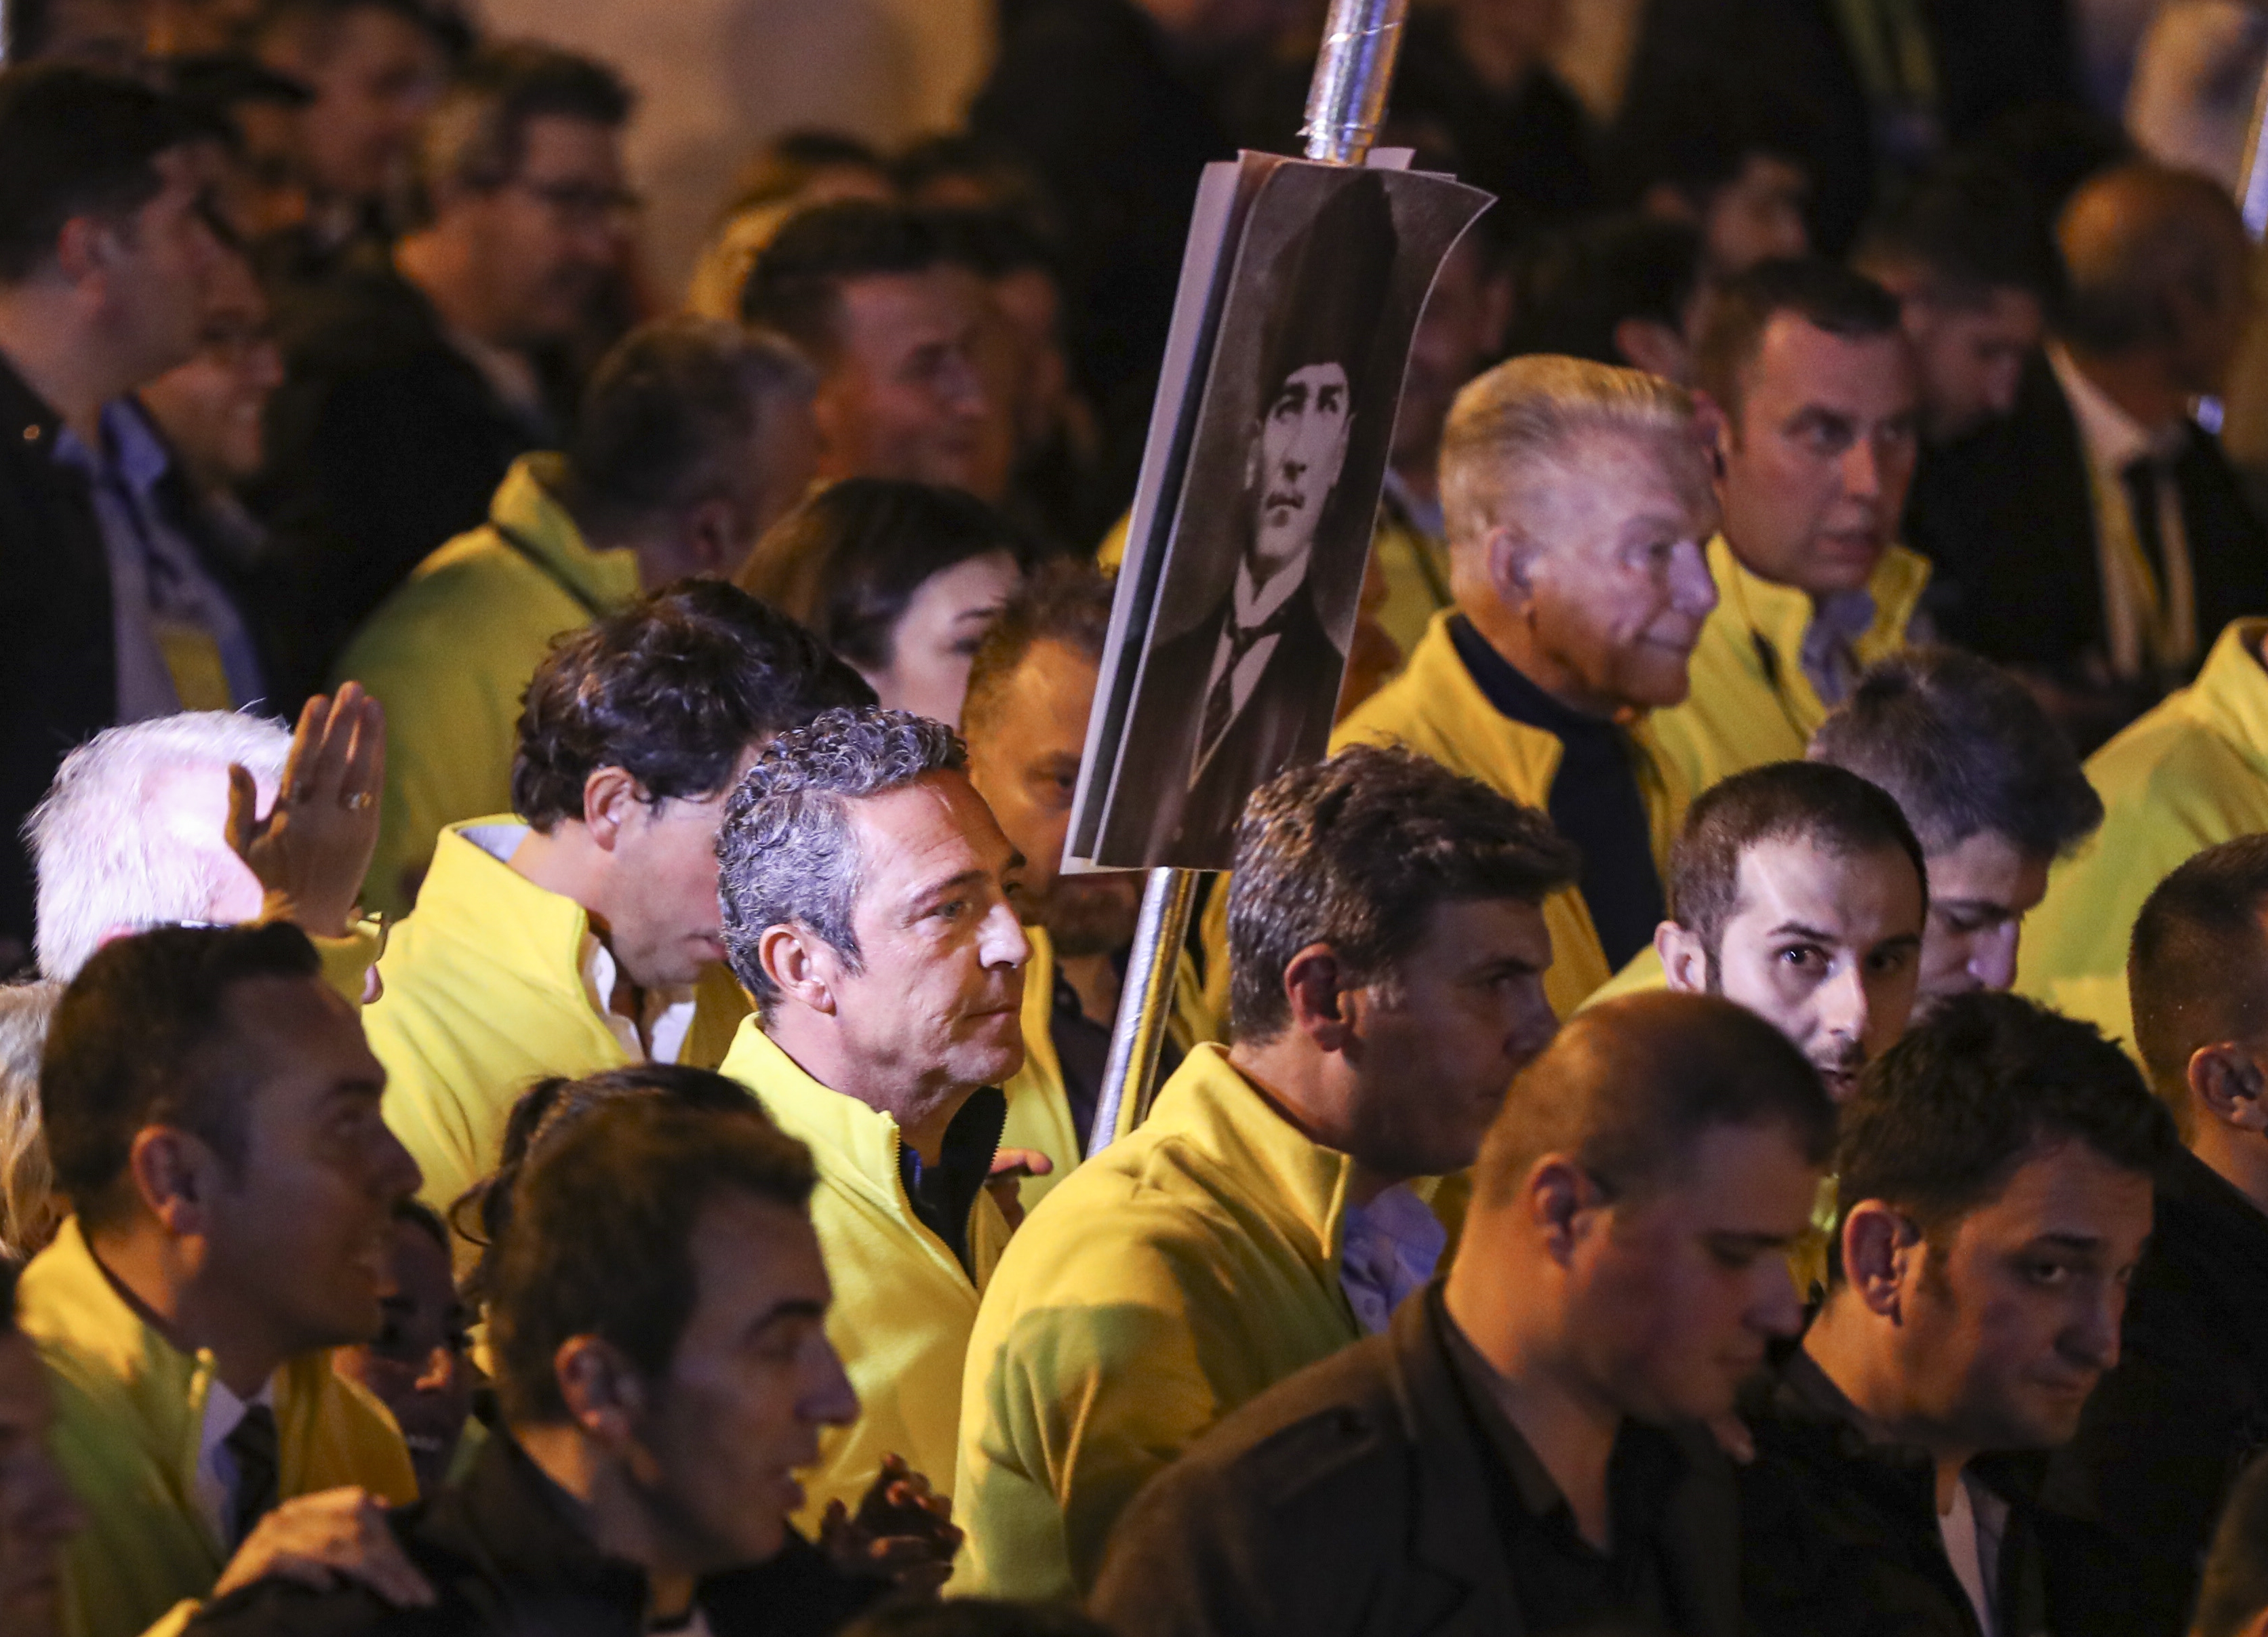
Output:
[1332, 611, 1688, 1017]
[21, 1219, 416, 1637]
[1648, 535, 1931, 799]
[2019, 619, 2268, 1043]
[334, 456, 641, 918]
[367, 820, 742, 1242]
[719, 1020, 1011, 1532]
[953, 1044, 1362, 1600]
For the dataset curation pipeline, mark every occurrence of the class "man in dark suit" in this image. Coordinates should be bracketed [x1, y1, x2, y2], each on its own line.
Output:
[1111, 169, 1396, 868]
[1905, 163, 2268, 750]
[1090, 991, 1835, 1637]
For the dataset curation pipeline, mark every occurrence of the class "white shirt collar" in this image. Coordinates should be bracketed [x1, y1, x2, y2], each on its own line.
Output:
[2050, 342, 2184, 470]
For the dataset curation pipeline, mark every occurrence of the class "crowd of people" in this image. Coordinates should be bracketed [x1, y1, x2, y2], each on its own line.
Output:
[10, 0, 2268, 1634]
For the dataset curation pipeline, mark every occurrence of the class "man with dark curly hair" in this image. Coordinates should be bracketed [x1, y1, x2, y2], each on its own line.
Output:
[365, 580, 870, 1250]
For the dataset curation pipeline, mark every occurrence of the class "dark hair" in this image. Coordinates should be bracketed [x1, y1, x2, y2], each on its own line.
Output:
[1694, 257, 1905, 420]
[243, 0, 469, 60]
[1808, 648, 2102, 860]
[961, 558, 1112, 743]
[1477, 992, 1837, 1209]
[841, 1602, 1115, 1637]
[1606, 83, 1813, 212]
[891, 133, 1054, 224]
[1228, 745, 1579, 1043]
[2129, 836, 2268, 1129]
[511, 580, 873, 831]
[41, 923, 321, 1227]
[715, 127, 887, 221]
[1505, 213, 1703, 367]
[454, 1063, 768, 1305]
[488, 1100, 818, 1425]
[735, 478, 1029, 676]
[0, 64, 205, 284]
[2197, 1449, 2268, 1637]
[740, 201, 982, 361]
[417, 41, 631, 203]
[1833, 992, 2175, 1278]
[1667, 761, 1926, 965]
[393, 1196, 449, 1254]
[1854, 157, 2063, 309]
[717, 707, 967, 1009]
[1257, 169, 1399, 413]
[561, 317, 814, 541]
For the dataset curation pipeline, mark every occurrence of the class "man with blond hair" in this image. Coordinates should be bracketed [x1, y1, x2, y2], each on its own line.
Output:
[1336, 352, 1718, 1015]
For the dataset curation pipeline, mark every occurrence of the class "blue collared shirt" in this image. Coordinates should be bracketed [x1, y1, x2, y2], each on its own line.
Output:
[1340, 1181, 1448, 1335]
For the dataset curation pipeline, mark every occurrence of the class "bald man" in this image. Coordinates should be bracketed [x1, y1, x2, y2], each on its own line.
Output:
[1907, 162, 2268, 748]
[1092, 993, 1837, 1637]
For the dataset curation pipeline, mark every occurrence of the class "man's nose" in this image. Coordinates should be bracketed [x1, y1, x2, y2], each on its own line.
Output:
[1970, 923, 2021, 992]
[1818, 961, 1871, 1041]
[1840, 435, 1885, 500]
[982, 900, 1031, 970]
[1755, 1257, 1805, 1338]
[414, 1344, 455, 1394]
[1671, 542, 1720, 617]
[2067, 1284, 2124, 1373]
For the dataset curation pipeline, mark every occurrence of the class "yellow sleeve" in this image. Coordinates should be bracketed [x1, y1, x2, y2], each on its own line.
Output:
[311, 922, 382, 1009]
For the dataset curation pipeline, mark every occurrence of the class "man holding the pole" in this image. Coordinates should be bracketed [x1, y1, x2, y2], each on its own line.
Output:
[952, 744, 1575, 1601]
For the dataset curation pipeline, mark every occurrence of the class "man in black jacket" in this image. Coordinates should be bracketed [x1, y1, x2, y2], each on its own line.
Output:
[189, 1096, 904, 1636]
[0, 64, 228, 972]
[2044, 838, 2268, 1635]
[1904, 163, 2268, 750]
[1740, 992, 2176, 1637]
[1092, 992, 1835, 1637]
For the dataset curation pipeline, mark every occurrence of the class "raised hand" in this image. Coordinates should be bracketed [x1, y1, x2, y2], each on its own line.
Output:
[227, 684, 386, 939]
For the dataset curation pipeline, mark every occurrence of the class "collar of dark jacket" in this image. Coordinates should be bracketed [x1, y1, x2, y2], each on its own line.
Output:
[0, 351, 64, 456]
[1382, 1287, 1522, 1600]
[1762, 1349, 2048, 1512]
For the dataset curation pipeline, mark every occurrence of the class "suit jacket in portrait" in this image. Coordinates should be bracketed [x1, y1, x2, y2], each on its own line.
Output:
[1111, 573, 1347, 869]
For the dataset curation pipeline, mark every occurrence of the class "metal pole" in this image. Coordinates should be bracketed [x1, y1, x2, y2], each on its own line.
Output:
[1084, 0, 1412, 1156]
[1085, 867, 1199, 1157]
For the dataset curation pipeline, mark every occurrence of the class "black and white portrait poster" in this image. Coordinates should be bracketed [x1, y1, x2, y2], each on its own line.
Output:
[1069, 153, 1490, 871]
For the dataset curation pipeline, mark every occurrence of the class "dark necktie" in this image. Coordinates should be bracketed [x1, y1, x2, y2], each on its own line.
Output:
[2120, 456, 2171, 595]
[224, 1402, 279, 1549]
[1196, 601, 1296, 774]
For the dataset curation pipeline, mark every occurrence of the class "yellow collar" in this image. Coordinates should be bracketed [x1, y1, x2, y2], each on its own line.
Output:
[2185, 618, 2268, 775]
[1709, 532, 1932, 679]
[721, 1017, 934, 1221]
[402, 822, 601, 1009]
[486, 454, 642, 610]
[1391, 611, 1572, 799]
[1140, 1044, 1356, 1270]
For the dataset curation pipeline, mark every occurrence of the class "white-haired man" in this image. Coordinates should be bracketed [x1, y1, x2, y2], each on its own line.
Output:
[1334, 353, 1719, 1016]
[26, 689, 385, 992]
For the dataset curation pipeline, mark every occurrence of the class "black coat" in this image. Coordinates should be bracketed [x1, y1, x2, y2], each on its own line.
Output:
[254, 249, 561, 684]
[2043, 1148, 2268, 1636]
[1905, 351, 2268, 690]
[1100, 574, 1345, 869]
[1739, 1350, 2143, 1637]
[1620, 0, 2081, 254]
[1090, 1287, 1748, 1637]
[0, 356, 116, 970]
[186, 1430, 886, 1637]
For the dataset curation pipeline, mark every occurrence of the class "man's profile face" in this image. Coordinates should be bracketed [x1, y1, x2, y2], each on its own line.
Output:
[1903, 285, 2042, 445]
[814, 268, 999, 497]
[633, 1190, 858, 1571]
[606, 748, 763, 992]
[1717, 315, 1920, 599]
[1350, 896, 1558, 1181]
[201, 977, 422, 1356]
[1568, 1120, 1821, 1421]
[0, 1327, 85, 1637]
[833, 772, 1031, 1093]
[462, 115, 628, 347]
[108, 145, 228, 384]
[1511, 430, 1719, 714]
[331, 1215, 475, 1497]
[1248, 360, 1353, 582]
[1665, 836, 1923, 1102]
[1880, 1140, 2153, 1452]
[963, 639, 1141, 958]
[1914, 830, 2051, 1011]
[138, 247, 285, 490]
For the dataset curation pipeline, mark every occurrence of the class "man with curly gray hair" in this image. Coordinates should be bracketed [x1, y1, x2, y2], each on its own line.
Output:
[715, 705, 1030, 1538]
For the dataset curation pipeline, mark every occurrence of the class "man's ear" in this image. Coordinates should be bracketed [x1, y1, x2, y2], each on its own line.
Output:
[1282, 942, 1353, 1053]
[1485, 524, 1543, 613]
[49, 214, 110, 287]
[580, 766, 645, 850]
[1839, 1200, 1921, 1320]
[758, 922, 839, 1017]
[1526, 1154, 1598, 1267]
[554, 1335, 648, 1448]
[1656, 922, 1709, 993]
[679, 497, 745, 580]
[125, 1125, 225, 1239]
[2190, 1043, 2268, 1134]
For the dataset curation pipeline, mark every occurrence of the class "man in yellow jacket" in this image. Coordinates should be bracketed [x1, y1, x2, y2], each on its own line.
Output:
[1648, 259, 1930, 797]
[2021, 618, 2268, 1046]
[1335, 354, 1716, 1017]
[715, 706, 1030, 1531]
[368, 584, 871, 1241]
[26, 924, 422, 1637]
[338, 321, 818, 918]
[952, 745, 1576, 1601]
